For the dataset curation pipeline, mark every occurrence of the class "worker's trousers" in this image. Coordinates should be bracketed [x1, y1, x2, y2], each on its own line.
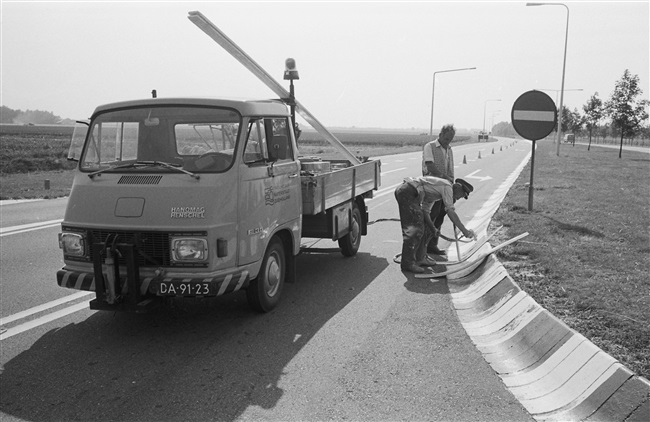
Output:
[394, 183, 433, 268]
[427, 200, 447, 249]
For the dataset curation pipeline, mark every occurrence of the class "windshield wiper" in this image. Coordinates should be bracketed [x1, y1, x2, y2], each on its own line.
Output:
[87, 162, 140, 179]
[144, 161, 200, 179]
[88, 161, 199, 179]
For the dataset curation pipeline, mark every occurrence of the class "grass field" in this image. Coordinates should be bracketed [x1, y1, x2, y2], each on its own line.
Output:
[1, 124, 76, 174]
[490, 140, 649, 379]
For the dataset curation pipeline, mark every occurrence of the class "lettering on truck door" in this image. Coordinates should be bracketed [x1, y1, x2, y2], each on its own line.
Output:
[238, 117, 300, 265]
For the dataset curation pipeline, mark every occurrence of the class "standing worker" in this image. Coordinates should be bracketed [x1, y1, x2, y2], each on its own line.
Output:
[394, 176, 476, 274]
[422, 123, 456, 255]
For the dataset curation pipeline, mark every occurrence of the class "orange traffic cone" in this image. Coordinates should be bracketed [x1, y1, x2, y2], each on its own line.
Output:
[463, 155, 467, 164]
[478, 151, 482, 159]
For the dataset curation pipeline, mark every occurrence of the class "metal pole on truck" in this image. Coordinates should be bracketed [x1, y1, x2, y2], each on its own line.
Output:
[188, 11, 361, 165]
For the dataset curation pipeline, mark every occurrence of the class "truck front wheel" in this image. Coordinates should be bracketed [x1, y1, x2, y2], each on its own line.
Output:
[247, 237, 285, 312]
[338, 202, 362, 257]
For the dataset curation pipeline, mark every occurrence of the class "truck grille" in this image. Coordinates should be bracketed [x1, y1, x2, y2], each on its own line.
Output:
[89, 229, 171, 267]
[62, 226, 208, 268]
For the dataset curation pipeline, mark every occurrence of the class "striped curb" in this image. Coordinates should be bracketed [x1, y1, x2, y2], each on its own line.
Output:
[447, 255, 650, 421]
[440, 142, 648, 420]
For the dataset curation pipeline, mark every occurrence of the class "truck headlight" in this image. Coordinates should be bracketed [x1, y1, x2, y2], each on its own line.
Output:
[59, 232, 87, 257]
[171, 238, 208, 262]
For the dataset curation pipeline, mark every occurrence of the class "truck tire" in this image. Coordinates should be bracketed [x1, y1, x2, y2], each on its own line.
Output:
[247, 237, 285, 312]
[338, 202, 362, 257]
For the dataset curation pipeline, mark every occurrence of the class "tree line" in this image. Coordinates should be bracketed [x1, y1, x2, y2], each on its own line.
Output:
[491, 69, 649, 158]
[0, 106, 67, 125]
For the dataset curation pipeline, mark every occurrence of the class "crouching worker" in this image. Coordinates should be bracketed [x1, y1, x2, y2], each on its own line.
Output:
[394, 176, 476, 273]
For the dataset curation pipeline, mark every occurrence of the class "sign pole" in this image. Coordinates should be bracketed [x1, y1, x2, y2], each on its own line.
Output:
[528, 140, 536, 211]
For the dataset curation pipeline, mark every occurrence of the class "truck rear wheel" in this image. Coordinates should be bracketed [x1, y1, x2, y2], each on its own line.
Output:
[338, 202, 362, 257]
[247, 237, 285, 312]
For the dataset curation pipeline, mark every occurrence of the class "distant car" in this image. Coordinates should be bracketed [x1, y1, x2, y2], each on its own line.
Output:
[564, 133, 575, 143]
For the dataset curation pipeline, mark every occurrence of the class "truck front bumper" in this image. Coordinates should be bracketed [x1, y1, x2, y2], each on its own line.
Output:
[57, 267, 252, 313]
[57, 268, 252, 297]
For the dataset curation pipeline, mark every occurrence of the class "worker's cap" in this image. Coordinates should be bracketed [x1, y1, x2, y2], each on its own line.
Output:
[455, 178, 474, 199]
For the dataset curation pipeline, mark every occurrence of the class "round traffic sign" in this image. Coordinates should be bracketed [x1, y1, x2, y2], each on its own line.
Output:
[511, 90, 557, 141]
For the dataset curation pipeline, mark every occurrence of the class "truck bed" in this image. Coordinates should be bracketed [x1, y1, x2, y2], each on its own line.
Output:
[300, 159, 381, 215]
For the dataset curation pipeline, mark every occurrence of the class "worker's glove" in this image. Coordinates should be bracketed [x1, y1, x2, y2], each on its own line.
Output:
[464, 229, 477, 240]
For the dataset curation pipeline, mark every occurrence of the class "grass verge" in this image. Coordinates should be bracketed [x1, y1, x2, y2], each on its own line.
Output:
[489, 140, 649, 379]
[1, 170, 75, 200]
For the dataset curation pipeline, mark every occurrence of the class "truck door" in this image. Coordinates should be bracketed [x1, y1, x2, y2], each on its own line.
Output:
[238, 117, 300, 266]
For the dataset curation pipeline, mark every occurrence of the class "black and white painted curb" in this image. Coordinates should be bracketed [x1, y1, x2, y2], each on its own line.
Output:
[447, 255, 649, 421]
[445, 143, 649, 421]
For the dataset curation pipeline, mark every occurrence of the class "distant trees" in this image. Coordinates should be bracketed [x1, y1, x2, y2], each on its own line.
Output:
[582, 93, 604, 151]
[0, 106, 63, 125]
[605, 69, 650, 158]
[491, 121, 519, 138]
[560, 106, 583, 143]
[0, 106, 21, 123]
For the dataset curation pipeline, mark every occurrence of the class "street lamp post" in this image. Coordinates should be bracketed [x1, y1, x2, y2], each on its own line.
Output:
[483, 99, 501, 135]
[430, 67, 476, 136]
[490, 110, 502, 130]
[527, 2, 570, 156]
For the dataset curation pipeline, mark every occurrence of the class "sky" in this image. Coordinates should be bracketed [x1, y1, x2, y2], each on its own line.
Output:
[1, 0, 648, 132]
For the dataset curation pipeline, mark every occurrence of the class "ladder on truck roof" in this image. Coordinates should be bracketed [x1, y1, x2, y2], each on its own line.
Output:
[187, 10, 361, 165]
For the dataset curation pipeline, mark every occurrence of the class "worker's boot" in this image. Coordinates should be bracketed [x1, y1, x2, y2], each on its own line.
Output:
[401, 263, 426, 273]
[427, 237, 446, 255]
[418, 255, 438, 267]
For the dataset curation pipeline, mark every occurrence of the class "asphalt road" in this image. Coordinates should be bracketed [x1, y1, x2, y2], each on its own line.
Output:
[0, 138, 536, 421]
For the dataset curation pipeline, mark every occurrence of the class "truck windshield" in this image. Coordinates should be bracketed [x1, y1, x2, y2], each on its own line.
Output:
[80, 106, 241, 173]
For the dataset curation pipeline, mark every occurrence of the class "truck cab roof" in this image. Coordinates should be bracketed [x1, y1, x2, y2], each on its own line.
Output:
[91, 97, 291, 118]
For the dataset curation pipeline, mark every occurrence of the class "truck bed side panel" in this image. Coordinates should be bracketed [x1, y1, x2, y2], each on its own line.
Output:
[301, 160, 380, 215]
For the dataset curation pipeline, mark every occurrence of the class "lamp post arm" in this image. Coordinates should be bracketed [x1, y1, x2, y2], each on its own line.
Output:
[429, 67, 476, 136]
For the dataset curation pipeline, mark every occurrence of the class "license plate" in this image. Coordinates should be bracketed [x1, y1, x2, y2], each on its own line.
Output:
[158, 282, 213, 296]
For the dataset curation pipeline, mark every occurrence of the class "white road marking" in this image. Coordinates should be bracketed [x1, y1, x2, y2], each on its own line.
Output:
[1, 300, 92, 341]
[0, 199, 43, 205]
[1, 219, 63, 237]
[465, 169, 493, 182]
[369, 182, 402, 199]
[0, 291, 94, 326]
[381, 167, 406, 175]
[368, 198, 395, 210]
